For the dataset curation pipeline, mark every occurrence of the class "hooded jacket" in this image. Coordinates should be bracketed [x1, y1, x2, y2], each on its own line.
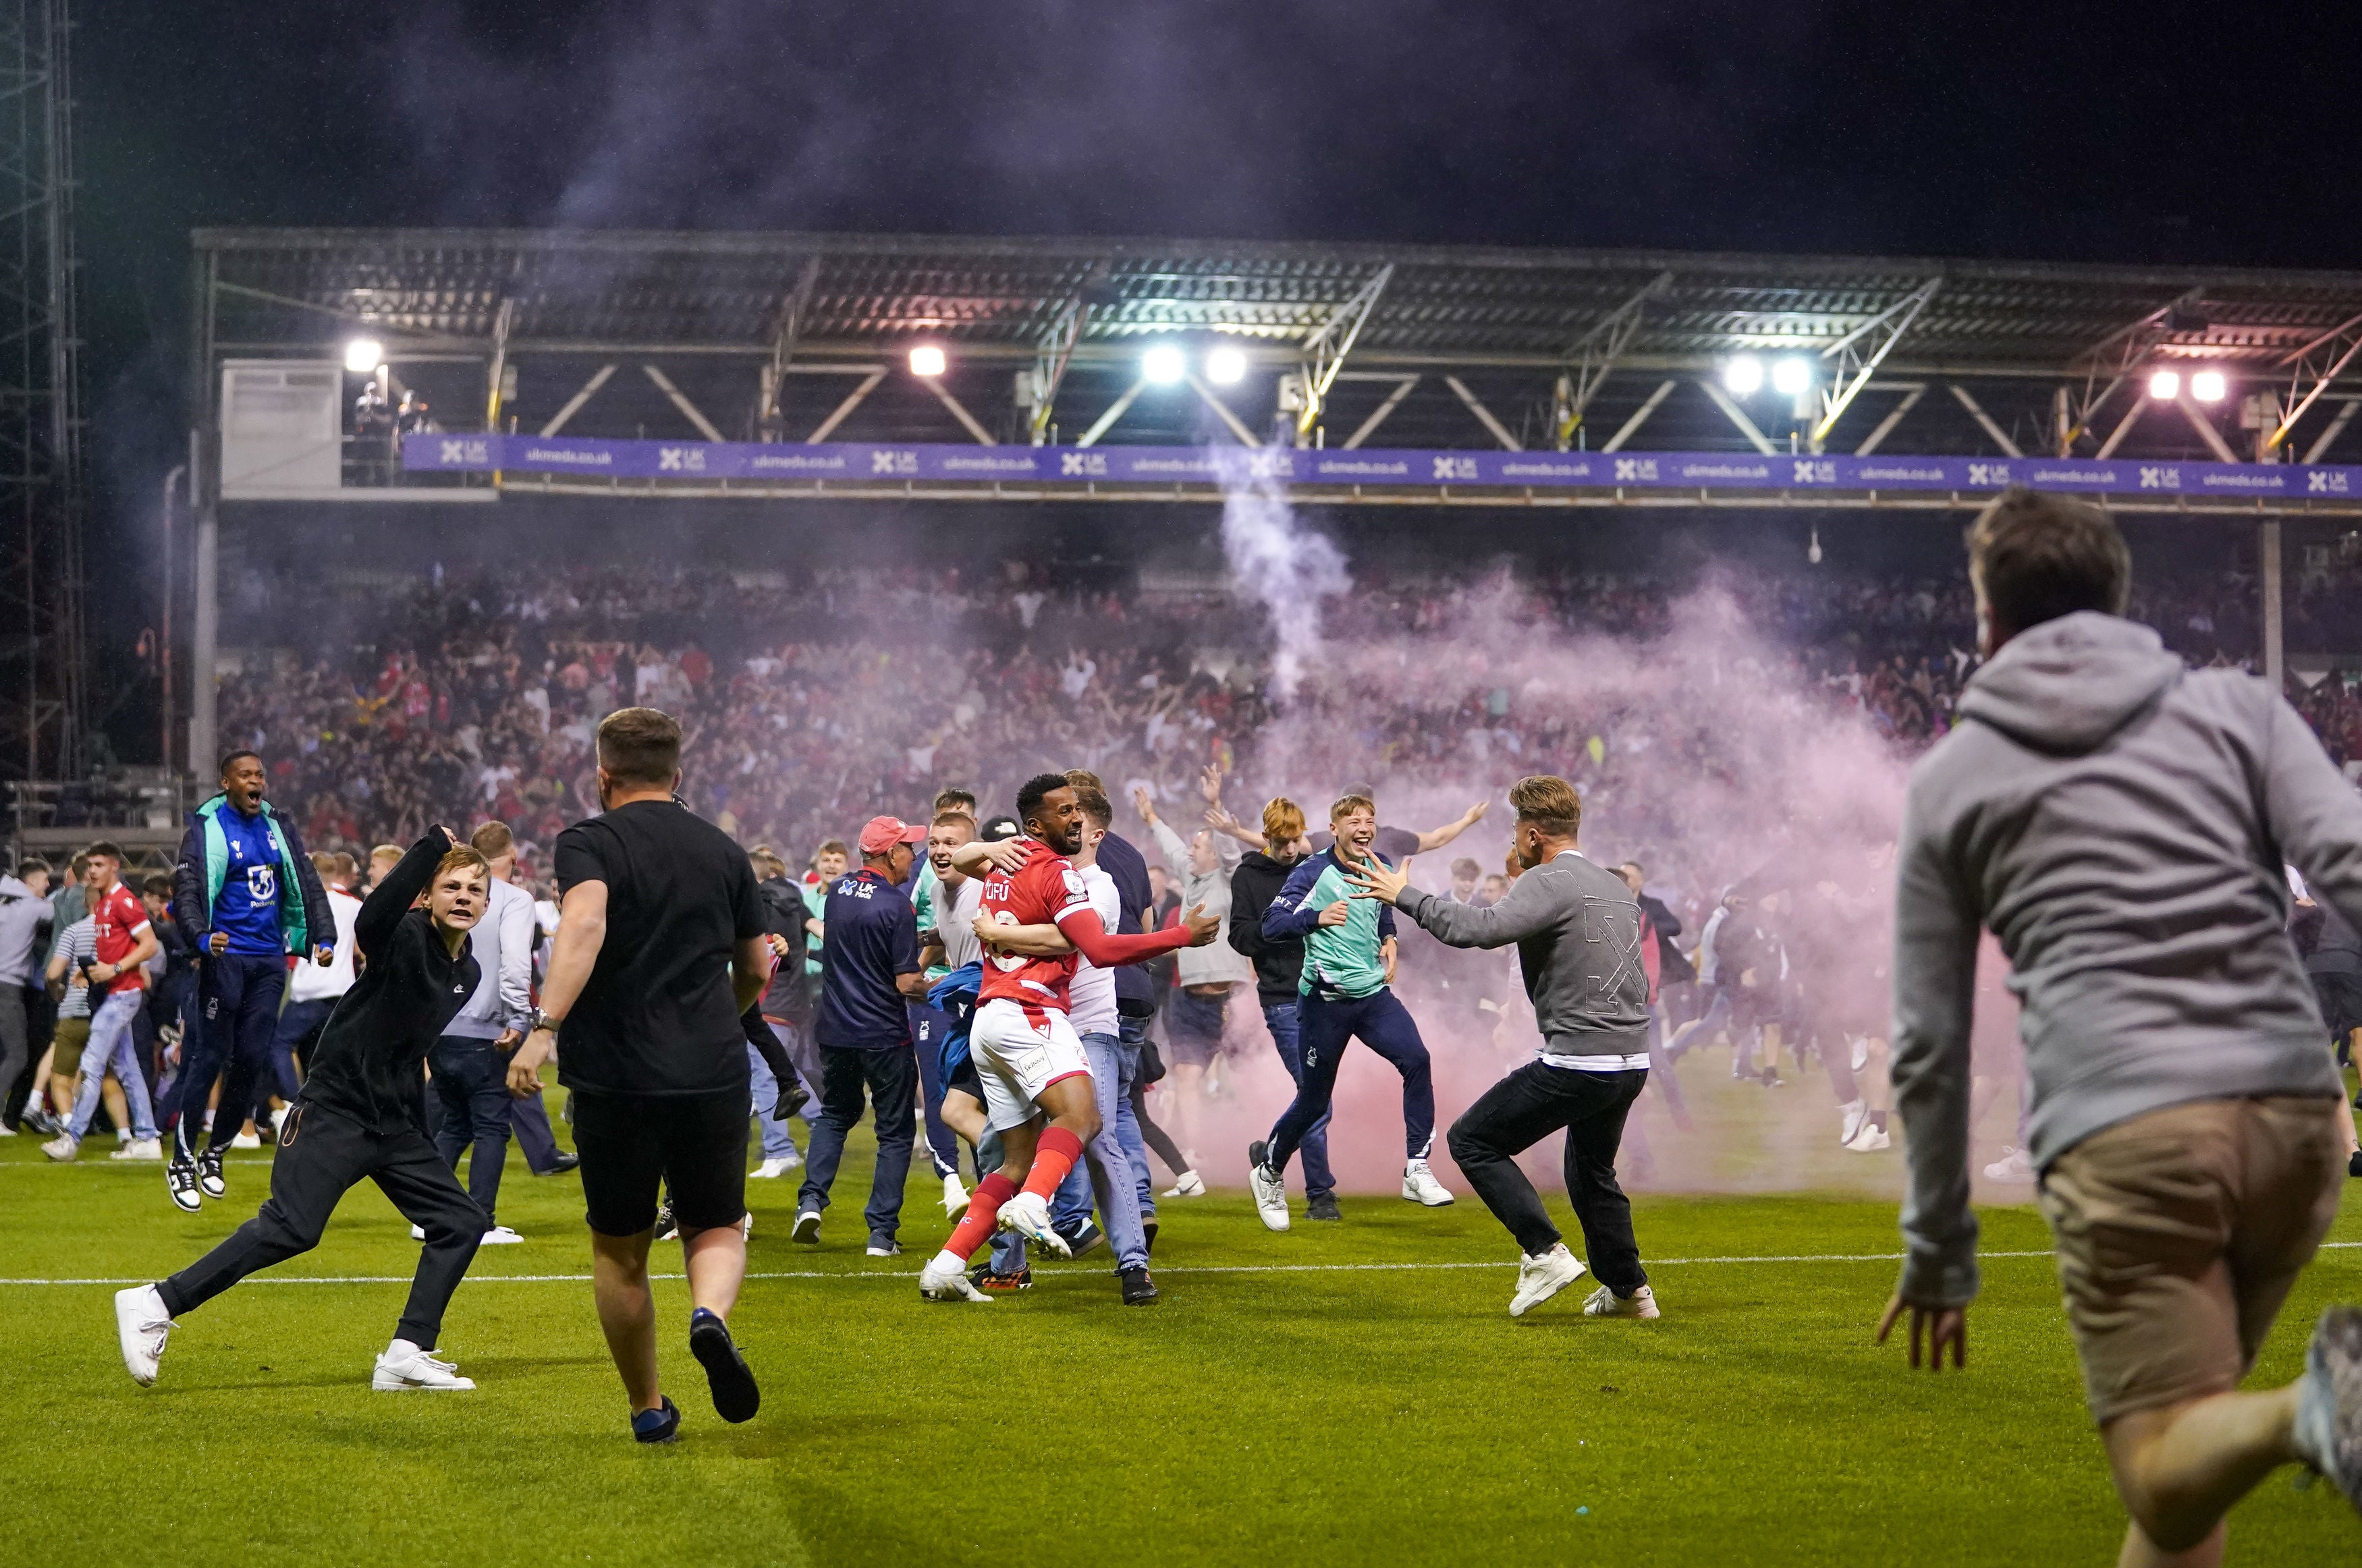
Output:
[1891, 611, 2361, 1308]
[1228, 850, 1307, 1005]
[171, 793, 333, 959]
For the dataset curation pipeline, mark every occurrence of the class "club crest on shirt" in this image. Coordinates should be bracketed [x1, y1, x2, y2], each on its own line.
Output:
[246, 864, 277, 903]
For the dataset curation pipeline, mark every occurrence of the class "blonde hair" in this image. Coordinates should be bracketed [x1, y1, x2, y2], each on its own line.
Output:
[1508, 775, 1581, 840]
[433, 845, 491, 885]
[1329, 793, 1376, 823]
[1261, 796, 1306, 853]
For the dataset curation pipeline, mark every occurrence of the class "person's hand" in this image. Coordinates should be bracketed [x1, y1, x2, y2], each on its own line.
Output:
[505, 1029, 554, 1098]
[494, 1028, 522, 1051]
[1382, 936, 1398, 985]
[975, 837, 1030, 876]
[1132, 784, 1159, 825]
[1181, 903, 1220, 947]
[1344, 856, 1411, 906]
[972, 911, 1010, 951]
[433, 823, 459, 849]
[312, 945, 335, 967]
[1875, 1297, 1968, 1371]
[90, 961, 115, 984]
[208, 931, 229, 957]
[1199, 764, 1224, 807]
[1315, 901, 1351, 928]
[1205, 802, 1246, 837]
[765, 932, 792, 958]
[1461, 801, 1491, 827]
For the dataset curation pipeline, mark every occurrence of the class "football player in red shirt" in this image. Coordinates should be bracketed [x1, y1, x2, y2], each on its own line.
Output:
[916, 774, 1215, 1302]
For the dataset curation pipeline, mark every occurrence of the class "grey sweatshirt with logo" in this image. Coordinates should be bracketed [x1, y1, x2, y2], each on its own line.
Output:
[1396, 849, 1649, 1046]
[1892, 611, 2362, 1308]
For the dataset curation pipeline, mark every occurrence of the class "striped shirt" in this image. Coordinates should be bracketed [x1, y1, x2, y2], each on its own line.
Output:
[47, 917, 96, 1020]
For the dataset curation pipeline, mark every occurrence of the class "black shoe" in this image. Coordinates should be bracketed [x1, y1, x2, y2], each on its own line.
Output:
[1062, 1220, 1105, 1259]
[1119, 1265, 1159, 1306]
[256, 1112, 278, 1146]
[1306, 1192, 1342, 1222]
[1141, 1216, 1158, 1256]
[196, 1149, 226, 1200]
[970, 1265, 1032, 1293]
[654, 1201, 677, 1242]
[2350, 1149, 2362, 1180]
[631, 1395, 681, 1444]
[688, 1307, 760, 1423]
[540, 1151, 580, 1175]
[165, 1158, 203, 1214]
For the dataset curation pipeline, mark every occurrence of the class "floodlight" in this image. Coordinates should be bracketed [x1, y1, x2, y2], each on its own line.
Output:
[1722, 355, 1764, 395]
[2189, 369, 2227, 404]
[1771, 356, 1813, 397]
[344, 339, 384, 374]
[1142, 343, 1186, 385]
[908, 344, 946, 378]
[2147, 368, 2181, 401]
[1205, 345, 1248, 386]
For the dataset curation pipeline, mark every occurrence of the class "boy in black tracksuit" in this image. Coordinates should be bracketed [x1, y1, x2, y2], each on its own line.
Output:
[114, 829, 496, 1393]
[1229, 843, 1336, 1214]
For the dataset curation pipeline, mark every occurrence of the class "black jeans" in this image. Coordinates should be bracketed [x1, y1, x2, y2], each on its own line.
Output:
[796, 1044, 918, 1245]
[431, 1037, 512, 1230]
[1446, 1062, 1649, 1295]
[172, 953, 286, 1158]
[160, 1100, 486, 1347]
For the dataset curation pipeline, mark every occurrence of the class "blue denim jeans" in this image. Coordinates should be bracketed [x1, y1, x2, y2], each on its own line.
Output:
[997, 1028, 1152, 1273]
[746, 1040, 800, 1161]
[67, 989, 159, 1141]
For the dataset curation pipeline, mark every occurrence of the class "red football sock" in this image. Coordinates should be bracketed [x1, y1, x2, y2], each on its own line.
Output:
[941, 1172, 1019, 1262]
[1020, 1126, 1086, 1202]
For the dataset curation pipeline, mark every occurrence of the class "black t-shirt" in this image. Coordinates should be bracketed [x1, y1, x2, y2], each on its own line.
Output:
[1306, 825, 1423, 862]
[553, 800, 765, 1098]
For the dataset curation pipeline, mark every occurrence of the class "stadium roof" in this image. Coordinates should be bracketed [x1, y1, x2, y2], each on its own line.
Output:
[194, 228, 2362, 497]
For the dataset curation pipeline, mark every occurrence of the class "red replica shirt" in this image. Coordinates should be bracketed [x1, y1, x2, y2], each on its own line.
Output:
[978, 839, 1095, 1014]
[91, 882, 152, 997]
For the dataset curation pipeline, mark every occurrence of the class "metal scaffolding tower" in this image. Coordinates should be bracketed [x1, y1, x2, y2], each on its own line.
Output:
[0, 0, 82, 783]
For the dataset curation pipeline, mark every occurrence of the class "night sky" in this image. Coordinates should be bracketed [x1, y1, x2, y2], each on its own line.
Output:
[70, 0, 2362, 755]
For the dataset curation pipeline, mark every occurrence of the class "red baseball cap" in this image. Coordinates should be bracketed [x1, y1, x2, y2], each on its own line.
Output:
[858, 816, 928, 855]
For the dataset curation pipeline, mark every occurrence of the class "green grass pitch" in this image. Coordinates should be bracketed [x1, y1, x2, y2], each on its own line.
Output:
[5, 1096, 2357, 1567]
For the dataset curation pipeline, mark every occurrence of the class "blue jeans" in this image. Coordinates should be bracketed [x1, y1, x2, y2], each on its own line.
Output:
[430, 1036, 511, 1230]
[746, 1041, 800, 1160]
[1262, 1001, 1334, 1200]
[796, 1044, 917, 1245]
[997, 1028, 1150, 1275]
[66, 990, 158, 1140]
[271, 997, 336, 1104]
[908, 1001, 960, 1179]
[173, 953, 286, 1159]
[1265, 988, 1433, 1176]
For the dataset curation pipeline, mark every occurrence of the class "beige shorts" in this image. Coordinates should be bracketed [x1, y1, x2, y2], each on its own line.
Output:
[2037, 1094, 2344, 1425]
[49, 1017, 90, 1079]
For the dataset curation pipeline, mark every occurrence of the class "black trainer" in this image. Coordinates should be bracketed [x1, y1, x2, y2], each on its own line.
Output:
[1119, 1266, 1159, 1305]
[688, 1307, 760, 1423]
[1062, 1220, 1105, 1258]
[195, 1149, 226, 1200]
[165, 1158, 202, 1214]
[1307, 1192, 1342, 1222]
[631, 1395, 681, 1445]
[543, 1151, 580, 1175]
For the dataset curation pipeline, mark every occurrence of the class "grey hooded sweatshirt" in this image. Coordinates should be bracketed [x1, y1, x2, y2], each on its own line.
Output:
[1892, 611, 2362, 1308]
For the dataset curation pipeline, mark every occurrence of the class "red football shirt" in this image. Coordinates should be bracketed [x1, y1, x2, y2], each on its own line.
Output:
[91, 882, 152, 997]
[978, 839, 1095, 1013]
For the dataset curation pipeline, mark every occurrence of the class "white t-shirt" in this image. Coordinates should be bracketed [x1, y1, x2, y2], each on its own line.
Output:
[1066, 862, 1120, 1039]
[937, 875, 985, 974]
[289, 887, 362, 1003]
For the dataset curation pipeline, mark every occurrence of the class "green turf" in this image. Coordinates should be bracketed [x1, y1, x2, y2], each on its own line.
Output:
[4, 1096, 2358, 1567]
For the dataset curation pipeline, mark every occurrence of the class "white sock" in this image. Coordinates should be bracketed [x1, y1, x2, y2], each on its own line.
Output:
[929, 1249, 964, 1274]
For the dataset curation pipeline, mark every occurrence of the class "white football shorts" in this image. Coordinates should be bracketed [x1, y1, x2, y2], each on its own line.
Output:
[970, 997, 1093, 1133]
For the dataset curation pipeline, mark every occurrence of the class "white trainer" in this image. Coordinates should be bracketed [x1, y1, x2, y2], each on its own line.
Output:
[791, 1209, 822, 1243]
[1581, 1283, 1661, 1319]
[1509, 1243, 1587, 1318]
[479, 1226, 524, 1245]
[1161, 1170, 1207, 1198]
[1983, 1147, 2035, 1183]
[114, 1284, 173, 1385]
[995, 1190, 1072, 1258]
[751, 1156, 801, 1179]
[1402, 1159, 1454, 1206]
[373, 1340, 476, 1391]
[409, 1224, 427, 1240]
[1850, 1036, 1871, 1073]
[1838, 1098, 1867, 1148]
[941, 1171, 969, 1219]
[40, 1133, 77, 1162]
[918, 1254, 993, 1303]
[229, 1131, 261, 1150]
[1248, 1161, 1291, 1233]
[111, 1138, 165, 1162]
[1846, 1121, 1892, 1152]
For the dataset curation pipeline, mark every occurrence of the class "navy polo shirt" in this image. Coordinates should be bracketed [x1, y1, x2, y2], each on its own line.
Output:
[813, 868, 920, 1050]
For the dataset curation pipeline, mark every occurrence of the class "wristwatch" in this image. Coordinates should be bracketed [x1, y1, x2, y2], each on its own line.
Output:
[526, 1007, 565, 1036]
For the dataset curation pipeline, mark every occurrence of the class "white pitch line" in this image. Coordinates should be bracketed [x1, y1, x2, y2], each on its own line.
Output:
[8, 1241, 2357, 1289]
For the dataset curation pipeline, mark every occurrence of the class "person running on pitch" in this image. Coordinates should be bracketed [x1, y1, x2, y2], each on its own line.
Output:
[113, 827, 494, 1392]
[1885, 489, 2362, 1561]
[1346, 775, 1657, 1318]
[916, 775, 1212, 1304]
[1246, 792, 1449, 1229]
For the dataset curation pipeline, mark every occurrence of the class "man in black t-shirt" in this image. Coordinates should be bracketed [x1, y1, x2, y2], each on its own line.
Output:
[505, 708, 771, 1445]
